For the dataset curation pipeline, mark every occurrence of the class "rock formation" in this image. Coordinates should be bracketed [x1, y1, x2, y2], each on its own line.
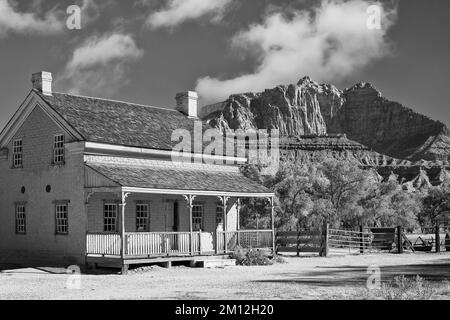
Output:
[202, 76, 450, 162]
[201, 76, 450, 185]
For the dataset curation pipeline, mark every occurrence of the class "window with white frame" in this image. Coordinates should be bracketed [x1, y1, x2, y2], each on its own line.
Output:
[192, 203, 204, 231]
[55, 203, 69, 235]
[136, 203, 149, 232]
[15, 204, 26, 234]
[216, 205, 224, 226]
[104, 203, 118, 232]
[53, 134, 65, 164]
[12, 139, 23, 168]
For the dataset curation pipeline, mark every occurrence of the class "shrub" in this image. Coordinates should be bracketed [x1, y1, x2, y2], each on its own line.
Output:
[273, 255, 287, 264]
[231, 248, 273, 266]
[369, 275, 436, 300]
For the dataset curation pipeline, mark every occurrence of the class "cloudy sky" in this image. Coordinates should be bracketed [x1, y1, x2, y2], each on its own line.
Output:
[0, 0, 449, 129]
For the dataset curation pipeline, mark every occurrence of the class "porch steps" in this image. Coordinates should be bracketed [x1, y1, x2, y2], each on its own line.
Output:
[193, 258, 236, 268]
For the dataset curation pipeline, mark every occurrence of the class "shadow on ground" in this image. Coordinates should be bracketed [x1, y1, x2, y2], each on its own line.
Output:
[254, 258, 450, 287]
[0, 264, 120, 275]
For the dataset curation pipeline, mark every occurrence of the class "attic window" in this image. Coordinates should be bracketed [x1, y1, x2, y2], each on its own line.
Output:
[53, 134, 65, 164]
[12, 139, 23, 168]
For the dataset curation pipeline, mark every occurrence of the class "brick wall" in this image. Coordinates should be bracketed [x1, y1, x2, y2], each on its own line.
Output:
[0, 105, 87, 266]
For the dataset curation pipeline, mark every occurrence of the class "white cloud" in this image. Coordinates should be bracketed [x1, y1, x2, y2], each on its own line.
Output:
[58, 33, 144, 95]
[146, 0, 233, 29]
[0, 0, 64, 38]
[78, 0, 115, 27]
[196, 0, 398, 104]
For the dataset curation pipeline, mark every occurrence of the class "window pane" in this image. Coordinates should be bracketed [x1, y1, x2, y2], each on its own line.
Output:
[15, 205, 26, 234]
[136, 204, 149, 232]
[12, 139, 23, 167]
[104, 204, 117, 232]
[53, 135, 65, 164]
[216, 205, 224, 225]
[192, 204, 203, 231]
[55, 204, 68, 234]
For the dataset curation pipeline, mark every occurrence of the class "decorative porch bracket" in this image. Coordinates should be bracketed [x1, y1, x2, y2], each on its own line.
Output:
[85, 190, 95, 205]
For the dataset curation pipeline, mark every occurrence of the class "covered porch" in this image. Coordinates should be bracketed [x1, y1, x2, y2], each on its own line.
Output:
[84, 161, 275, 271]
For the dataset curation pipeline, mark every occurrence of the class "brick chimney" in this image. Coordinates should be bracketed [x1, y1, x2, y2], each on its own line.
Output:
[175, 91, 198, 118]
[32, 71, 53, 96]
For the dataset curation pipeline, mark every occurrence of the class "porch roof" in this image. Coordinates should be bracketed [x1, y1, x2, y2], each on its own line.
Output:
[86, 163, 273, 197]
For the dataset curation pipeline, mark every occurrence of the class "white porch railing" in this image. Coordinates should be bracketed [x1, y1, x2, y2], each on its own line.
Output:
[217, 230, 273, 253]
[86, 233, 121, 255]
[125, 232, 201, 256]
[86, 230, 273, 257]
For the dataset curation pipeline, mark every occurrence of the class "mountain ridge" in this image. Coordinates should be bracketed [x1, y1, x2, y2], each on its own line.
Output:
[201, 76, 450, 162]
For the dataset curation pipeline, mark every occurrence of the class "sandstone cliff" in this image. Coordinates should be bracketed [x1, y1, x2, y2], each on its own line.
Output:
[202, 77, 450, 162]
[326, 82, 450, 162]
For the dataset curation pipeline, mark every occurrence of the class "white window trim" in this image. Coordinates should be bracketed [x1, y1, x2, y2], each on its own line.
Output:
[103, 202, 118, 233]
[136, 202, 150, 232]
[15, 203, 26, 234]
[53, 134, 65, 165]
[55, 202, 69, 235]
[12, 139, 23, 168]
[216, 204, 225, 226]
[192, 202, 204, 232]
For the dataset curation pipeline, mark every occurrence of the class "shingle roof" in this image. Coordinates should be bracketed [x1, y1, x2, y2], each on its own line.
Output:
[36, 90, 208, 151]
[87, 163, 272, 194]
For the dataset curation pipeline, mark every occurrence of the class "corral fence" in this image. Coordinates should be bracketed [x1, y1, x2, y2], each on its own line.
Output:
[276, 230, 323, 256]
[276, 224, 450, 256]
[402, 225, 450, 253]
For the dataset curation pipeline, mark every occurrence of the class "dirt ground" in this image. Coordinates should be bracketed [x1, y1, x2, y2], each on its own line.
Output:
[1, 252, 450, 300]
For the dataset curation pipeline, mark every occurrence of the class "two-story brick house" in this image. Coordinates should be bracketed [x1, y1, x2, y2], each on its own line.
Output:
[0, 72, 275, 272]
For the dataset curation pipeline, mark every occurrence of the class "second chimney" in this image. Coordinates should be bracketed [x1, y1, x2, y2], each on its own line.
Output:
[175, 91, 198, 118]
[32, 71, 53, 96]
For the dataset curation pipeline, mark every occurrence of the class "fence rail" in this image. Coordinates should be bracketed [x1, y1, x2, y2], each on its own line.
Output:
[276, 231, 323, 255]
[125, 232, 200, 256]
[87, 230, 273, 257]
[216, 230, 273, 253]
[86, 233, 121, 256]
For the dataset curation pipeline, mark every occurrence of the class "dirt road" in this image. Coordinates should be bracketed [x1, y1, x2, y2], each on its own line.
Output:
[1, 253, 450, 300]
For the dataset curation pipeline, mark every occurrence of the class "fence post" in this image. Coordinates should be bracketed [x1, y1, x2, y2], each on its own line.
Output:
[296, 230, 300, 257]
[397, 226, 403, 254]
[359, 226, 364, 254]
[237, 230, 241, 247]
[435, 224, 441, 253]
[215, 231, 218, 254]
[321, 222, 329, 257]
[198, 230, 202, 255]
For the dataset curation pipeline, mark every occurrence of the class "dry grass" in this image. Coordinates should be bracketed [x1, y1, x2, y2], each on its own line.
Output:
[363, 275, 448, 300]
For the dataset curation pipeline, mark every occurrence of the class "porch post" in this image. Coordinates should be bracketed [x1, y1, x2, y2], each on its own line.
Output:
[269, 197, 276, 254]
[236, 198, 240, 230]
[218, 196, 230, 253]
[84, 191, 94, 266]
[183, 195, 196, 255]
[120, 192, 130, 274]
[237, 198, 240, 247]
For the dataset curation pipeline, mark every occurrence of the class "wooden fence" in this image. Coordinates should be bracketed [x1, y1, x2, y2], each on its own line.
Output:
[276, 224, 450, 256]
[276, 230, 323, 255]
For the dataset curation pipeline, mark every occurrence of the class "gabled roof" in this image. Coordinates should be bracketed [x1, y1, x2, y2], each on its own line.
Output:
[87, 162, 272, 196]
[36, 90, 208, 151]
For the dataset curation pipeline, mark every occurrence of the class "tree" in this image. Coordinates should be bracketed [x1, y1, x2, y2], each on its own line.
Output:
[359, 177, 421, 230]
[419, 184, 450, 226]
[269, 159, 375, 230]
[241, 159, 424, 231]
